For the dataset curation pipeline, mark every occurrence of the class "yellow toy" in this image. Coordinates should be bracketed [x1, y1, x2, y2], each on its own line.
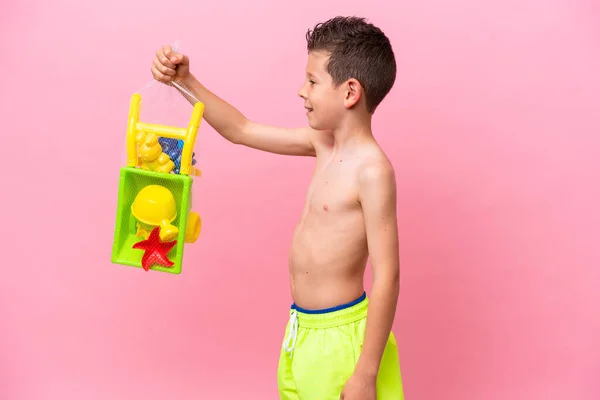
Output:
[136, 131, 175, 174]
[111, 92, 205, 273]
[131, 184, 179, 241]
[131, 184, 201, 243]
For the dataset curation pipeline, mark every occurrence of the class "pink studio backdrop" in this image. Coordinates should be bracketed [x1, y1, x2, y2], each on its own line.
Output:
[1, 0, 599, 399]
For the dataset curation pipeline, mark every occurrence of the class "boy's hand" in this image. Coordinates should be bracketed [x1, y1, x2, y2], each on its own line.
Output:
[151, 45, 190, 84]
[340, 373, 377, 400]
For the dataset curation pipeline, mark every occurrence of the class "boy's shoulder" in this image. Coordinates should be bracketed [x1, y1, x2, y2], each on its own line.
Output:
[359, 161, 395, 199]
[358, 141, 395, 183]
[357, 142, 396, 202]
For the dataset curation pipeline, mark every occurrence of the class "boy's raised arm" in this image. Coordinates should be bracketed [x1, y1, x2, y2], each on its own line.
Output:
[152, 46, 317, 157]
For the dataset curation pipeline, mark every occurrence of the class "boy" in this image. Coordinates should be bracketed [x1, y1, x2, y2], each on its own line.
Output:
[152, 16, 403, 400]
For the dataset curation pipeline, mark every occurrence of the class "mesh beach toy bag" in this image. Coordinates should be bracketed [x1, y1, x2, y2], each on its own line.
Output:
[111, 43, 204, 274]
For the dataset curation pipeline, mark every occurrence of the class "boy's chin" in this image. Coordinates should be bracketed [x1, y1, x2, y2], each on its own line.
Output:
[308, 119, 333, 131]
[308, 121, 320, 130]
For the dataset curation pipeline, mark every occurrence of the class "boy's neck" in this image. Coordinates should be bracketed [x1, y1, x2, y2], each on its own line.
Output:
[331, 112, 374, 151]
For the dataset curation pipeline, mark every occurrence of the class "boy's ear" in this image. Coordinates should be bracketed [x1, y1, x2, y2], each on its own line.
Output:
[344, 78, 363, 109]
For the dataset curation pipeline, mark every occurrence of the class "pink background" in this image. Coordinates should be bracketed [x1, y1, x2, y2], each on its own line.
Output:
[2, 0, 599, 399]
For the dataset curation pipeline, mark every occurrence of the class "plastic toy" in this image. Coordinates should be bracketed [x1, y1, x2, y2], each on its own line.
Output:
[132, 227, 177, 271]
[111, 92, 204, 274]
[137, 131, 175, 173]
[131, 184, 179, 242]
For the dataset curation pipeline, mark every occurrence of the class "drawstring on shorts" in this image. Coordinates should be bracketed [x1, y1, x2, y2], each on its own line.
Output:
[283, 309, 298, 357]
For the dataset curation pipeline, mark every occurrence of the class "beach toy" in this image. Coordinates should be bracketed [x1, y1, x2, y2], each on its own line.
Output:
[131, 184, 179, 241]
[137, 131, 175, 174]
[111, 93, 204, 274]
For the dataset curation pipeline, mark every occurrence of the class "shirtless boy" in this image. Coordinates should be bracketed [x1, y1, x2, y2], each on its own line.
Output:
[151, 16, 404, 400]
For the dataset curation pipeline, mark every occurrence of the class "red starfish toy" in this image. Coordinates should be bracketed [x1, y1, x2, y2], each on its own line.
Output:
[132, 227, 177, 271]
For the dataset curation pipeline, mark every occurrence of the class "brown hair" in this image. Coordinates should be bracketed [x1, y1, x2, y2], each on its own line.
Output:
[306, 16, 397, 113]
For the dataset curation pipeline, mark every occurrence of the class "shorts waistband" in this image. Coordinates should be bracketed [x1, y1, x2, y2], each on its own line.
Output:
[289, 292, 368, 328]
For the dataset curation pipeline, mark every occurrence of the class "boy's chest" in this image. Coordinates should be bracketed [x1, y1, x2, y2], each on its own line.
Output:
[305, 160, 360, 212]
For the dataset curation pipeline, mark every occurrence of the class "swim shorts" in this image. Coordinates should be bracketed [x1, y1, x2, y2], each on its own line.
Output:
[277, 292, 404, 399]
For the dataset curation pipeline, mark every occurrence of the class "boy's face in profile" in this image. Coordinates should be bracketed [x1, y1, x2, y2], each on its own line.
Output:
[298, 51, 347, 131]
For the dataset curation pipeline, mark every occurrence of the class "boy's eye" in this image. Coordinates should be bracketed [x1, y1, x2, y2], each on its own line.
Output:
[309, 80, 316, 85]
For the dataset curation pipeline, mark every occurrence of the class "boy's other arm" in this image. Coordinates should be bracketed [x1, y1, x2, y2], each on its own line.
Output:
[354, 161, 400, 378]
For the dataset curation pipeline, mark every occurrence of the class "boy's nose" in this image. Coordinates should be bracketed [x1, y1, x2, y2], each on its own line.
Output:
[298, 83, 307, 99]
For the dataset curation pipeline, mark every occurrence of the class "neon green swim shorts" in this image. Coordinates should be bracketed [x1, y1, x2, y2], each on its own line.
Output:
[277, 292, 404, 399]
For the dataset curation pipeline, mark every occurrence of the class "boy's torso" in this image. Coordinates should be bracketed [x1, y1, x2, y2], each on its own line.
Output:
[288, 137, 388, 310]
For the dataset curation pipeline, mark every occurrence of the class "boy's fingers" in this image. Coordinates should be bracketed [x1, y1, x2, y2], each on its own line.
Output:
[153, 58, 176, 76]
[156, 50, 176, 69]
[159, 45, 188, 67]
[161, 45, 179, 65]
[176, 53, 189, 66]
[167, 52, 186, 65]
[151, 65, 171, 82]
[162, 44, 181, 64]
